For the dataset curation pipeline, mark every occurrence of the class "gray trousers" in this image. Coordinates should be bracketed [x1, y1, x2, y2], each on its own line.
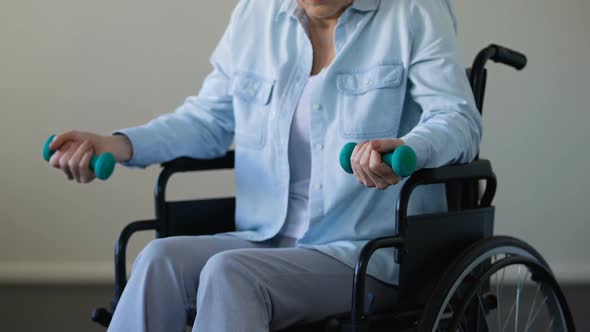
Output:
[107, 234, 398, 332]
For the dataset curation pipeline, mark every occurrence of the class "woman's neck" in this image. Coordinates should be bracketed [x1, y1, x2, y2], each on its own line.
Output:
[307, 16, 339, 75]
[308, 14, 339, 31]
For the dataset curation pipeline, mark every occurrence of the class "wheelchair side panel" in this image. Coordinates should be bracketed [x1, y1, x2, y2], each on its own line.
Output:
[397, 207, 495, 305]
[161, 198, 236, 238]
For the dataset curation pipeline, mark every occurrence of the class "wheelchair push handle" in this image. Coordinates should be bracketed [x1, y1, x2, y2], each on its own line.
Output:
[339, 142, 417, 178]
[43, 134, 116, 181]
[489, 44, 527, 70]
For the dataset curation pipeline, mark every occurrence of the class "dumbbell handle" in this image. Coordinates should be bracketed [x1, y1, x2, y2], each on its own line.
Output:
[339, 142, 417, 178]
[43, 134, 116, 181]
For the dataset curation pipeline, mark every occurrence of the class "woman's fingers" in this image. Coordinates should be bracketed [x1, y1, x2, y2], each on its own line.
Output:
[351, 139, 407, 189]
[49, 130, 81, 151]
[362, 146, 389, 189]
[350, 139, 405, 190]
[69, 142, 85, 182]
[369, 149, 401, 187]
[69, 140, 92, 183]
[351, 141, 367, 185]
[356, 142, 376, 188]
[350, 141, 363, 181]
[49, 146, 64, 169]
[370, 138, 405, 153]
[366, 149, 394, 189]
[59, 142, 80, 180]
[49, 141, 72, 170]
[59, 142, 79, 180]
[79, 150, 95, 183]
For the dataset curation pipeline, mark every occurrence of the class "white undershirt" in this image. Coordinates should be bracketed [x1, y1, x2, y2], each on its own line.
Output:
[279, 70, 326, 239]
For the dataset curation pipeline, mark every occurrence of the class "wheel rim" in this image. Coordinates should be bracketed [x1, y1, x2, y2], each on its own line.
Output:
[430, 246, 570, 332]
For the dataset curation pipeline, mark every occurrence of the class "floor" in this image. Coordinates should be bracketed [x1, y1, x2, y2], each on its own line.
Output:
[0, 284, 588, 331]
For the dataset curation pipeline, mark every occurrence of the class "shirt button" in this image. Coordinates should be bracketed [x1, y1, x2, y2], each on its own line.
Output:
[314, 184, 323, 191]
[312, 104, 322, 111]
[248, 88, 256, 96]
[316, 144, 324, 150]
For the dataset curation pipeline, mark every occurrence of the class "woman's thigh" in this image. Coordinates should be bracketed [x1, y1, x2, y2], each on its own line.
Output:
[131, 234, 264, 302]
[198, 247, 398, 330]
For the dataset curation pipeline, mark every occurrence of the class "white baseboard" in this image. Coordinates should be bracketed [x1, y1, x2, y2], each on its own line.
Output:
[0, 262, 115, 284]
[488, 263, 590, 284]
[549, 263, 590, 283]
[0, 261, 588, 285]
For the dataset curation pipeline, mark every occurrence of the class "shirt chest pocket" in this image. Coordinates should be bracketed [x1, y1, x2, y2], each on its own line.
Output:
[336, 64, 405, 139]
[232, 72, 275, 149]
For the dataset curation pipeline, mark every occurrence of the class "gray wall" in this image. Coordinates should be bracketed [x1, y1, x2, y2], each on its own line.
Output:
[1, 0, 588, 283]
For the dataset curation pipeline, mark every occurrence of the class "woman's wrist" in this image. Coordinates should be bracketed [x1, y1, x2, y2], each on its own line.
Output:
[109, 134, 133, 162]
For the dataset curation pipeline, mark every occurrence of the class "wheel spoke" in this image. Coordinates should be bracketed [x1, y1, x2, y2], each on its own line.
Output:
[501, 299, 516, 331]
[477, 292, 488, 330]
[524, 283, 542, 332]
[515, 267, 529, 331]
[526, 295, 549, 331]
[501, 272, 518, 331]
[515, 266, 522, 331]
[544, 318, 554, 332]
[494, 268, 502, 332]
[496, 264, 507, 330]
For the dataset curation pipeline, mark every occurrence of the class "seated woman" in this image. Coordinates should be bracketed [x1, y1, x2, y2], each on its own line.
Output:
[49, 0, 481, 331]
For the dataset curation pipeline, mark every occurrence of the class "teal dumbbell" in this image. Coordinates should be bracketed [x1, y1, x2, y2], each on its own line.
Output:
[43, 134, 116, 180]
[339, 142, 417, 177]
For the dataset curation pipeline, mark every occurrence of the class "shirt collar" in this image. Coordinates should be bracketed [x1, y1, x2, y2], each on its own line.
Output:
[276, 0, 380, 20]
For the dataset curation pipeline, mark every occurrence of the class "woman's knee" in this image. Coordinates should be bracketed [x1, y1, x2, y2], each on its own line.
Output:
[134, 237, 185, 270]
[199, 250, 264, 290]
[199, 250, 243, 281]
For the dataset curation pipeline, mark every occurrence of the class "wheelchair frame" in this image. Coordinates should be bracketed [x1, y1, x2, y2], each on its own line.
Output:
[92, 45, 574, 332]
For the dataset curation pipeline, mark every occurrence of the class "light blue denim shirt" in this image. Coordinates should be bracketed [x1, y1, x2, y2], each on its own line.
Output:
[117, 0, 481, 285]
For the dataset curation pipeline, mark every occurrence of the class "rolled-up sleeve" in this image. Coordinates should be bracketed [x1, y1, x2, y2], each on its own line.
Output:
[401, 0, 482, 170]
[115, 1, 249, 168]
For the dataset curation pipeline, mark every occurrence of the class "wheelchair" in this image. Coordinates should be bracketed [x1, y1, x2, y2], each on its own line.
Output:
[92, 45, 576, 331]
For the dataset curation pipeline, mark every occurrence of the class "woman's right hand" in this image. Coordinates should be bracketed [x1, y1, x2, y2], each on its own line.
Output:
[48, 131, 133, 183]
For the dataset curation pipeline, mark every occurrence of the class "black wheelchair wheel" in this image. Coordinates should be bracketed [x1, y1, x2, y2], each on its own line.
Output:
[417, 236, 575, 332]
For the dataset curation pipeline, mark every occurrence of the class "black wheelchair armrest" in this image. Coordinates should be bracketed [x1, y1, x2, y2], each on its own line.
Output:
[156, 151, 235, 209]
[410, 159, 495, 186]
[161, 151, 235, 173]
[397, 159, 497, 238]
[402, 159, 496, 209]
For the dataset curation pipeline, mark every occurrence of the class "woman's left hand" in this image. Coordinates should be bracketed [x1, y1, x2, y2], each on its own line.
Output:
[350, 138, 406, 190]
